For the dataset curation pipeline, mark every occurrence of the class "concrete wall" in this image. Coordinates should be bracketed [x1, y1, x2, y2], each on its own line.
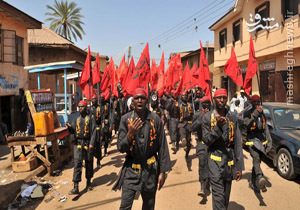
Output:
[0, 12, 29, 96]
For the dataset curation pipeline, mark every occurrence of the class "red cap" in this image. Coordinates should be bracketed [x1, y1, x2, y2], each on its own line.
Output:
[251, 95, 261, 102]
[214, 89, 227, 97]
[92, 94, 97, 99]
[196, 90, 201, 93]
[78, 100, 87, 106]
[201, 96, 211, 102]
[133, 88, 147, 97]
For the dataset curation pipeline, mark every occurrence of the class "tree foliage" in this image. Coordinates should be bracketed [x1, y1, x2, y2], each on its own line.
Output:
[45, 0, 85, 41]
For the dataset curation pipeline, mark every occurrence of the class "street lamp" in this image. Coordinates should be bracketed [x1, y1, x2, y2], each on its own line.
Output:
[127, 42, 144, 63]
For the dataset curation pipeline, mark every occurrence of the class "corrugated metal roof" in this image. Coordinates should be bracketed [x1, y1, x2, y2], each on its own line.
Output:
[28, 25, 73, 45]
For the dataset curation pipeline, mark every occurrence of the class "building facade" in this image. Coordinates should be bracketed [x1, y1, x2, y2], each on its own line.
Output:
[28, 26, 108, 95]
[209, 0, 300, 103]
[0, 1, 41, 132]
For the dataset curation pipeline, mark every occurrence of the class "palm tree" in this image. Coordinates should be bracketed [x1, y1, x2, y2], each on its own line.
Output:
[45, 0, 85, 41]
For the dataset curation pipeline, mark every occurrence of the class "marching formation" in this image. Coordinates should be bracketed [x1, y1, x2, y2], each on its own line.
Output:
[65, 38, 272, 210]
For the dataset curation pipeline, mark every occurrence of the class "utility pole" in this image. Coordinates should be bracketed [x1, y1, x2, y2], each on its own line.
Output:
[205, 40, 209, 59]
[127, 46, 132, 63]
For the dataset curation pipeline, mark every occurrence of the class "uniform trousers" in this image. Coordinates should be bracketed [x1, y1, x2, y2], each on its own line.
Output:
[169, 118, 179, 144]
[249, 146, 263, 178]
[120, 187, 156, 210]
[73, 144, 93, 182]
[179, 126, 191, 153]
[210, 177, 232, 210]
[94, 129, 102, 160]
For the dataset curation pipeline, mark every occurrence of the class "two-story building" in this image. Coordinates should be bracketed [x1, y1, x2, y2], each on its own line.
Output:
[209, 0, 300, 103]
[0, 1, 41, 132]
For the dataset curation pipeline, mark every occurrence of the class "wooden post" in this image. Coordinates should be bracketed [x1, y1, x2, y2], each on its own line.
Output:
[10, 146, 15, 162]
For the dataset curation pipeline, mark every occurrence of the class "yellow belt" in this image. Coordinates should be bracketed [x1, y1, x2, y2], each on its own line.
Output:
[245, 140, 268, 146]
[96, 127, 100, 130]
[188, 121, 192, 124]
[147, 156, 156, 166]
[77, 145, 88, 150]
[132, 156, 156, 175]
[132, 164, 141, 176]
[210, 154, 234, 166]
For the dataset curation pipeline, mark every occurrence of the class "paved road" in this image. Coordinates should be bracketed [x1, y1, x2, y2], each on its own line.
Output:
[32, 133, 300, 210]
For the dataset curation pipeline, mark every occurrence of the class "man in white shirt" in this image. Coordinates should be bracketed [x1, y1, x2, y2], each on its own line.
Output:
[238, 89, 247, 110]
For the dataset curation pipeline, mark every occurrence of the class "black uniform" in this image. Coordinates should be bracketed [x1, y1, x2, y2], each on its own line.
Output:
[90, 105, 102, 161]
[243, 108, 272, 186]
[113, 98, 121, 133]
[191, 111, 209, 190]
[166, 98, 180, 145]
[101, 101, 111, 156]
[68, 114, 96, 183]
[151, 99, 165, 124]
[113, 110, 172, 210]
[178, 101, 193, 156]
[202, 109, 244, 210]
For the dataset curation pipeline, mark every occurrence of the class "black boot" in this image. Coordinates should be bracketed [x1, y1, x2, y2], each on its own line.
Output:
[198, 182, 205, 197]
[97, 159, 101, 169]
[69, 182, 79, 195]
[258, 175, 267, 192]
[86, 179, 93, 191]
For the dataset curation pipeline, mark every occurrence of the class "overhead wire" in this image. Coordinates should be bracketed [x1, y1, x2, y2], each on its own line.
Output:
[149, 0, 235, 47]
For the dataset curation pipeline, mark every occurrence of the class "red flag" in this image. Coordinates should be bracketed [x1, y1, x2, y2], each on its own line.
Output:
[198, 41, 211, 99]
[100, 64, 110, 92]
[108, 57, 116, 89]
[191, 63, 198, 87]
[156, 52, 165, 97]
[170, 53, 183, 89]
[224, 47, 243, 87]
[79, 45, 92, 100]
[92, 53, 101, 85]
[124, 43, 150, 95]
[174, 62, 191, 97]
[119, 55, 129, 88]
[123, 56, 135, 95]
[164, 62, 173, 94]
[150, 58, 158, 91]
[183, 62, 192, 91]
[244, 36, 257, 95]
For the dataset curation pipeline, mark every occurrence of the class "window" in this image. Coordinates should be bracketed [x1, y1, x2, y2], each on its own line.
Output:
[3, 30, 16, 63]
[16, 36, 23, 65]
[282, 0, 298, 19]
[233, 19, 242, 43]
[219, 28, 227, 48]
[255, 1, 270, 32]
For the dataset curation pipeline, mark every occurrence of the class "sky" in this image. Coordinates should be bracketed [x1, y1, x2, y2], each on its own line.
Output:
[7, 0, 235, 65]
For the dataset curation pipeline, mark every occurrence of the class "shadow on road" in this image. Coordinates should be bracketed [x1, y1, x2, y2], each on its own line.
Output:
[67, 196, 121, 210]
[241, 172, 269, 206]
[102, 154, 125, 168]
[92, 172, 118, 187]
[163, 179, 198, 189]
[228, 201, 245, 210]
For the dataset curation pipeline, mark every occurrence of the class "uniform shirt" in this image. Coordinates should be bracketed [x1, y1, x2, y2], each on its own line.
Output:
[243, 108, 272, 153]
[68, 114, 96, 146]
[115, 109, 172, 192]
[202, 109, 244, 180]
